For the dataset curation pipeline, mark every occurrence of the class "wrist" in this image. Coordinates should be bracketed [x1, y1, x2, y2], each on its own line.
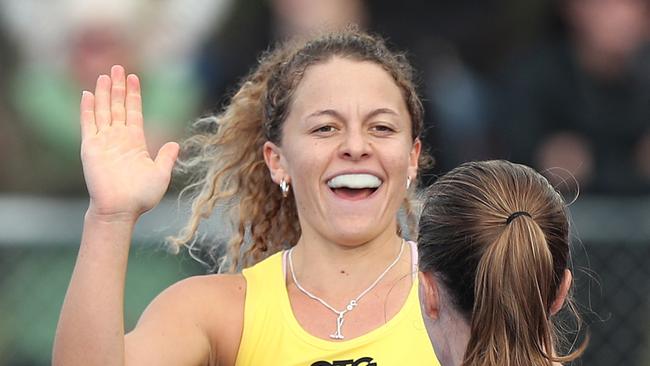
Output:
[85, 206, 140, 226]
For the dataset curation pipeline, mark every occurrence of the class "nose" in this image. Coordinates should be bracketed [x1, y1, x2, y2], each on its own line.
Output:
[339, 128, 371, 161]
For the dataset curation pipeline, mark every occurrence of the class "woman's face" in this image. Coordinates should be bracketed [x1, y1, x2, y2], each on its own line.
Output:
[264, 57, 421, 245]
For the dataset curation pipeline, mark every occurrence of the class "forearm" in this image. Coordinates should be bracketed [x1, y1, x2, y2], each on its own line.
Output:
[52, 211, 137, 366]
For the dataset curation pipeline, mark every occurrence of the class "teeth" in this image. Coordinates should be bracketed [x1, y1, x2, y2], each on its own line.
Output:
[327, 174, 382, 189]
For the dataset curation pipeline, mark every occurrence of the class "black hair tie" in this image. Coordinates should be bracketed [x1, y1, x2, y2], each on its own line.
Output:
[506, 211, 532, 224]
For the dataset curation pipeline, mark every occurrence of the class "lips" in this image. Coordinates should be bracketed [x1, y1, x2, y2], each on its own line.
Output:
[326, 173, 383, 201]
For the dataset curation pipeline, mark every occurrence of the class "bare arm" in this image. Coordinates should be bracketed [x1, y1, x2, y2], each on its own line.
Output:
[124, 274, 245, 366]
[52, 212, 135, 365]
[52, 65, 213, 365]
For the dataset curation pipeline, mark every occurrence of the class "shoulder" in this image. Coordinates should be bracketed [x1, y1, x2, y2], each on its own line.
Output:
[126, 273, 246, 365]
[158, 273, 246, 338]
[167, 273, 246, 301]
[143, 273, 246, 318]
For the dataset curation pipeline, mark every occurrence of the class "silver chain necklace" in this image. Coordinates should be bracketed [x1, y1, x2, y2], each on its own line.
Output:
[287, 239, 405, 340]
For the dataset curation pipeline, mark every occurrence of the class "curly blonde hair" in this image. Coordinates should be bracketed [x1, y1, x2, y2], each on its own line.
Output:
[171, 28, 431, 272]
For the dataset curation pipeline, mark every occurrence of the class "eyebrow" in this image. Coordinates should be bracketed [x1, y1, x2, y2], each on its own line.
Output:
[306, 108, 399, 121]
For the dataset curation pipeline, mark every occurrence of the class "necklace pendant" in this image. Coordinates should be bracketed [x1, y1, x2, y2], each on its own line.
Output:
[330, 312, 346, 340]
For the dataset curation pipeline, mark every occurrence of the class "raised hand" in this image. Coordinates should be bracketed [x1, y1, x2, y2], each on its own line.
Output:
[80, 65, 180, 221]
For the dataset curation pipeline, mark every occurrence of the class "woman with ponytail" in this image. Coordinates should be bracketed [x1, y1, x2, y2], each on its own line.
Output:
[53, 28, 440, 365]
[418, 160, 588, 366]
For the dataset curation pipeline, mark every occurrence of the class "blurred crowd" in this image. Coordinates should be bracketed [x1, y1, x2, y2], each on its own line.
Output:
[0, 0, 648, 195]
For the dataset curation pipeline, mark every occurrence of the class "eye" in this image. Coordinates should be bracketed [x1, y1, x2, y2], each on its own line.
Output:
[317, 125, 335, 132]
[370, 124, 397, 134]
[311, 124, 338, 135]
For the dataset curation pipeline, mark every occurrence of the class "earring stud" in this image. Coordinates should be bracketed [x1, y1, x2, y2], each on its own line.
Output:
[280, 178, 290, 198]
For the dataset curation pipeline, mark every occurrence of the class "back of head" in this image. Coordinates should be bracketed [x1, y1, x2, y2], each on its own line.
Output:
[418, 160, 586, 366]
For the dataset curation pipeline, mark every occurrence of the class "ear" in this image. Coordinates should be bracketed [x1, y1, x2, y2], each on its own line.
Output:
[550, 269, 572, 316]
[263, 141, 288, 185]
[407, 138, 422, 182]
[419, 271, 440, 320]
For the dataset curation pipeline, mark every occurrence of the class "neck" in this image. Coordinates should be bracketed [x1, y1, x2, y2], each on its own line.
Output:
[420, 284, 471, 366]
[295, 220, 404, 268]
[288, 226, 408, 303]
[422, 288, 565, 366]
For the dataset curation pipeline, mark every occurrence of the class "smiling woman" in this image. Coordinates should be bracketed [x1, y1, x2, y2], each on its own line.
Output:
[53, 28, 438, 366]
[173, 30, 429, 272]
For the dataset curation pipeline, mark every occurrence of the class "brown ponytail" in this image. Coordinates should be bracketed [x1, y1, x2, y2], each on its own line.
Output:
[418, 160, 587, 366]
[171, 27, 431, 272]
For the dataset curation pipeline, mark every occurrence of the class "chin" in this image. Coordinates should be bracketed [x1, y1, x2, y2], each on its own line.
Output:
[324, 219, 391, 246]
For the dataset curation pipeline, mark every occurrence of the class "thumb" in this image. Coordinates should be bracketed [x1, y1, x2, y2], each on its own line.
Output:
[154, 141, 180, 174]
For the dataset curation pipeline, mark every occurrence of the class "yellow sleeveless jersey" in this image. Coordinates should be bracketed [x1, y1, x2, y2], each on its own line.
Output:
[235, 242, 440, 366]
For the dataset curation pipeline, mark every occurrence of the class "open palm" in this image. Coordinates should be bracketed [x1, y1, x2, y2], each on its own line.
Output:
[80, 66, 179, 220]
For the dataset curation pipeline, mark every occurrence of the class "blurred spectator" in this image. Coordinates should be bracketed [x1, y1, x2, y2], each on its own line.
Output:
[198, 0, 368, 111]
[498, 0, 650, 194]
[271, 0, 367, 40]
[0, 23, 24, 191]
[423, 40, 495, 174]
[360, 1, 553, 179]
[0, 0, 233, 194]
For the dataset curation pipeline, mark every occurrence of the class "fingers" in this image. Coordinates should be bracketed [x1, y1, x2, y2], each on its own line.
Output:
[110, 65, 127, 126]
[94, 74, 112, 130]
[89, 65, 143, 132]
[154, 142, 180, 175]
[125, 74, 144, 127]
[80, 91, 97, 139]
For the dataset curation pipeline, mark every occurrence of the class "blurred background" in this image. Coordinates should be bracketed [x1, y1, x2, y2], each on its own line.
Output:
[0, 0, 648, 364]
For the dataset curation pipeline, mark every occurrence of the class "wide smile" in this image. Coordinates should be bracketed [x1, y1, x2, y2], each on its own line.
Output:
[326, 173, 383, 201]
